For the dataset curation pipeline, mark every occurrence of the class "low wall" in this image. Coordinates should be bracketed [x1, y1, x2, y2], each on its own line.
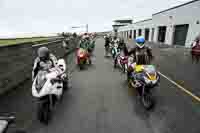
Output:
[0, 37, 79, 95]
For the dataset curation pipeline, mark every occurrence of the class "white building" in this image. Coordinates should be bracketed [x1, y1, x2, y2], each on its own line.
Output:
[118, 0, 200, 47]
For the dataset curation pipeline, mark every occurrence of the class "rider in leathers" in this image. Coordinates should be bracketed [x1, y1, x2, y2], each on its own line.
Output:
[127, 36, 153, 81]
[32, 47, 58, 81]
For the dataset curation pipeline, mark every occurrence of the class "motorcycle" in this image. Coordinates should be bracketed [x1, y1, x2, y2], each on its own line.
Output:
[76, 48, 91, 70]
[110, 42, 120, 59]
[32, 59, 67, 124]
[114, 54, 128, 73]
[128, 64, 159, 109]
[105, 45, 110, 57]
[0, 116, 26, 133]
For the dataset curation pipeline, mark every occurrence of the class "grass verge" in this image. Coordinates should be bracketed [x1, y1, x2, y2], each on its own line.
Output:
[0, 37, 50, 46]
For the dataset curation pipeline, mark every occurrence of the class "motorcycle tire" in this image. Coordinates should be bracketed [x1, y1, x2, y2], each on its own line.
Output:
[89, 59, 92, 65]
[121, 64, 126, 73]
[42, 100, 51, 125]
[37, 99, 51, 125]
[112, 54, 115, 60]
[141, 93, 154, 110]
[124, 64, 128, 73]
[37, 102, 43, 122]
[114, 58, 117, 68]
[79, 64, 84, 70]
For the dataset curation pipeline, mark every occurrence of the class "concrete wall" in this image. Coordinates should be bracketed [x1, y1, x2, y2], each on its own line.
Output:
[0, 37, 79, 95]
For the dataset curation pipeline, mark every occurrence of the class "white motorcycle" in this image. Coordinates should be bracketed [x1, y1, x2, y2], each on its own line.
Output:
[32, 59, 67, 124]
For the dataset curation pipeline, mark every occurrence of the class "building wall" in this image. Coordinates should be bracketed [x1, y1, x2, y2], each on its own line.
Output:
[152, 0, 200, 46]
[118, 0, 200, 47]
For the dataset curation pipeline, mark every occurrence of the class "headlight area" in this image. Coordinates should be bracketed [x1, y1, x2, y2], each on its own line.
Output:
[144, 76, 151, 84]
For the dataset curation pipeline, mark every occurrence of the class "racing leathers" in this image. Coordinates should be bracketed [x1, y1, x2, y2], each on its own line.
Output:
[127, 46, 153, 80]
[32, 53, 58, 81]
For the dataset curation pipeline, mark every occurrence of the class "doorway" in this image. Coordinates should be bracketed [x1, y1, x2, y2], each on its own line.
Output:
[145, 28, 150, 41]
[158, 26, 166, 43]
[173, 24, 189, 46]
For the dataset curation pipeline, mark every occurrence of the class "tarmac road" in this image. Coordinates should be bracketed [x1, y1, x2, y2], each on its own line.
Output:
[0, 38, 200, 133]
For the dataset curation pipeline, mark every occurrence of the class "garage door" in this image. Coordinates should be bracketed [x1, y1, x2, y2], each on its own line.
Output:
[133, 30, 136, 39]
[145, 29, 150, 41]
[158, 26, 166, 43]
[173, 24, 189, 46]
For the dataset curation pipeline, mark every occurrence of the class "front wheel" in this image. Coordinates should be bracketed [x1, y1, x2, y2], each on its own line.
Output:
[42, 101, 51, 125]
[114, 57, 118, 68]
[79, 64, 84, 70]
[122, 64, 127, 73]
[141, 93, 154, 110]
[37, 99, 51, 125]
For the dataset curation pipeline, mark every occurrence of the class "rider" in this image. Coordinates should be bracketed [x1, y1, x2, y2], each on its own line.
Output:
[127, 36, 153, 81]
[78, 33, 92, 63]
[32, 47, 58, 81]
[191, 33, 200, 48]
[104, 34, 110, 47]
[118, 38, 128, 56]
[79, 33, 88, 49]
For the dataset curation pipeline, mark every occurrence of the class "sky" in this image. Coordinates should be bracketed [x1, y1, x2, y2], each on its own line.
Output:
[0, 0, 191, 37]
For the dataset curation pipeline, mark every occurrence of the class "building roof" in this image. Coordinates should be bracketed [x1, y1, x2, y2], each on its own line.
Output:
[112, 24, 126, 26]
[113, 19, 133, 23]
[133, 18, 152, 24]
[153, 0, 200, 16]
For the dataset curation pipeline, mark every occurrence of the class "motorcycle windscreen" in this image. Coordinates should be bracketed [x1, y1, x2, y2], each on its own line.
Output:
[35, 71, 48, 92]
[144, 65, 156, 73]
[144, 65, 156, 80]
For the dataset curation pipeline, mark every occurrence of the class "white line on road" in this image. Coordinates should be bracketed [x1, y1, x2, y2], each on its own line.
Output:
[32, 40, 61, 47]
[158, 71, 200, 102]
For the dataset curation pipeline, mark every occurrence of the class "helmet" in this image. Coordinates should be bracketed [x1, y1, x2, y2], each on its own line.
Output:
[37, 47, 50, 60]
[135, 36, 145, 48]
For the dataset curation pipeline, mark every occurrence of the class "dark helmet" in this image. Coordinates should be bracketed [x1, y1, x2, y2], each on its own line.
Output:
[37, 47, 50, 60]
